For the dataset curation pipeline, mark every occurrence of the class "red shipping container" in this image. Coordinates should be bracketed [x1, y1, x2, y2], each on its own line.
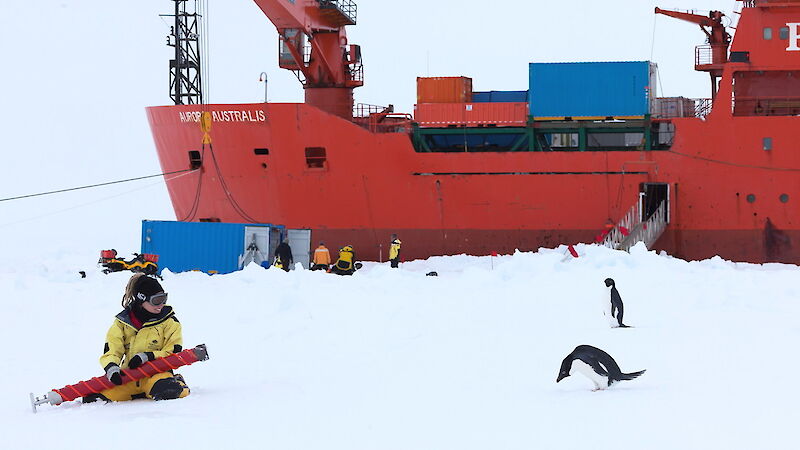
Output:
[416, 77, 473, 103]
[414, 102, 528, 127]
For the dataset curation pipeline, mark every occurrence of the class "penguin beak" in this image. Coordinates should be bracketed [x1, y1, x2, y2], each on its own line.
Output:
[556, 373, 566, 382]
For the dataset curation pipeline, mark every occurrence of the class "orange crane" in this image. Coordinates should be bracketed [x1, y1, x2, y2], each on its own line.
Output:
[655, 7, 732, 99]
[253, 0, 363, 120]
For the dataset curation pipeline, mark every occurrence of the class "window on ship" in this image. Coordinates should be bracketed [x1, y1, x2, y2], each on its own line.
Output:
[587, 132, 645, 150]
[411, 121, 669, 152]
[733, 70, 800, 116]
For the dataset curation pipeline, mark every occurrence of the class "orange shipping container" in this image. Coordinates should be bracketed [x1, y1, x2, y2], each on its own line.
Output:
[414, 102, 528, 127]
[416, 77, 473, 103]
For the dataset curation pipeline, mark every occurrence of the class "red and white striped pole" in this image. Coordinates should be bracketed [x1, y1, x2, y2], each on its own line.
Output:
[30, 344, 209, 413]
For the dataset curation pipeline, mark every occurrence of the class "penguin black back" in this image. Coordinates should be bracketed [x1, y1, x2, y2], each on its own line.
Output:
[557, 345, 645, 388]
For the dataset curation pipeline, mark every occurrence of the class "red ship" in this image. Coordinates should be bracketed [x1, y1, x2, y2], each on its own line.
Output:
[147, 0, 800, 264]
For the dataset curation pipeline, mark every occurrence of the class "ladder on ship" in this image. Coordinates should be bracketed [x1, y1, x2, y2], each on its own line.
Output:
[602, 186, 669, 252]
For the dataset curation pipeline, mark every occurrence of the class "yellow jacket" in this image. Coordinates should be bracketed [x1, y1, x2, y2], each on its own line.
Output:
[100, 306, 183, 369]
[335, 246, 355, 270]
[389, 239, 402, 260]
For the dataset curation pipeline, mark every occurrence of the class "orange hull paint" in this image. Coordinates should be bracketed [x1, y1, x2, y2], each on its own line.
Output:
[146, 101, 798, 263]
[146, 2, 800, 263]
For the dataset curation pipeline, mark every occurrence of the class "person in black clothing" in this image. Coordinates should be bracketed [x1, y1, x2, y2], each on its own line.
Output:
[274, 239, 293, 272]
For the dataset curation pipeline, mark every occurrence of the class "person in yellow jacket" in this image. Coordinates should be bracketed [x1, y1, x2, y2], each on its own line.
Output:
[330, 245, 358, 275]
[389, 234, 402, 268]
[311, 241, 331, 271]
[83, 273, 189, 403]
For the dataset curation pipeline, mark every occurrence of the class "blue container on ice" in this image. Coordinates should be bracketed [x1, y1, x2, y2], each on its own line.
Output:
[529, 61, 653, 119]
[141, 220, 284, 275]
[471, 90, 529, 103]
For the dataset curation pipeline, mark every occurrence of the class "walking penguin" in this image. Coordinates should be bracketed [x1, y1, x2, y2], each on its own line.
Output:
[604, 278, 629, 328]
[556, 345, 645, 391]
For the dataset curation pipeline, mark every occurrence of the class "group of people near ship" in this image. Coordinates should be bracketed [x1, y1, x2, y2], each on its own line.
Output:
[273, 234, 402, 275]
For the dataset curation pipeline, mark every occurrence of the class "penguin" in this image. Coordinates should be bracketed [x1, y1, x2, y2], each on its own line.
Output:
[556, 345, 645, 391]
[604, 278, 629, 328]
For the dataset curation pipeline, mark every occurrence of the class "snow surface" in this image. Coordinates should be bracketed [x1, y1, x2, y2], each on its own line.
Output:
[3, 243, 800, 449]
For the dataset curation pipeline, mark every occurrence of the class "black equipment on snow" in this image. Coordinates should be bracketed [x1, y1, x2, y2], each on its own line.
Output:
[99, 249, 159, 276]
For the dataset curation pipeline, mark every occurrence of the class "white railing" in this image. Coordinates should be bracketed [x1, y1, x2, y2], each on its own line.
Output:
[602, 201, 641, 249]
[602, 200, 668, 252]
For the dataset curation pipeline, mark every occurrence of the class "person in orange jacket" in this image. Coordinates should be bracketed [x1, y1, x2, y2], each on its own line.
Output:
[311, 242, 331, 271]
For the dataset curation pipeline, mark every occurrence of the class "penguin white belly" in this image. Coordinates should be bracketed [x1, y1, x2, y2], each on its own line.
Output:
[571, 360, 609, 390]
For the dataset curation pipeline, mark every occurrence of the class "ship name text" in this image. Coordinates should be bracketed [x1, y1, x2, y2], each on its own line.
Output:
[788, 23, 800, 51]
[179, 110, 267, 123]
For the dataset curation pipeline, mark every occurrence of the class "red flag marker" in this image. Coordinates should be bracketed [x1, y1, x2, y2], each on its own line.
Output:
[568, 245, 579, 258]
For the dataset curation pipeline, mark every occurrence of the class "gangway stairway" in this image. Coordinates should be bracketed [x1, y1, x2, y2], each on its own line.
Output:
[601, 199, 669, 252]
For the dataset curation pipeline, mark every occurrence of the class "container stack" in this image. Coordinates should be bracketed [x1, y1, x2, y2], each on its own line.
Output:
[414, 77, 529, 128]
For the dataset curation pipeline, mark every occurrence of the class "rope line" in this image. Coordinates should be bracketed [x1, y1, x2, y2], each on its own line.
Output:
[0, 170, 196, 229]
[206, 142, 260, 223]
[178, 146, 206, 221]
[0, 169, 196, 203]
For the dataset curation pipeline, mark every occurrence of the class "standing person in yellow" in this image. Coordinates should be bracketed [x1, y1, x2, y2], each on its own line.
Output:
[330, 244, 358, 275]
[82, 273, 189, 403]
[389, 234, 402, 268]
[311, 241, 331, 271]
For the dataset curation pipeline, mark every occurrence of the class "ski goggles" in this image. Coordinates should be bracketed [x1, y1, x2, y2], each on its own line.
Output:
[146, 292, 168, 306]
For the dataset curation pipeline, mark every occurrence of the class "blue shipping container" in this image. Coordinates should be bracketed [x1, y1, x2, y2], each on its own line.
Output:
[529, 61, 653, 118]
[472, 90, 529, 103]
[141, 220, 284, 274]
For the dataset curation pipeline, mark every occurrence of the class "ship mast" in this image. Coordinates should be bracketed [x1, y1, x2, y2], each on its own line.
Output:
[252, 0, 363, 120]
[165, 0, 204, 105]
[655, 7, 731, 99]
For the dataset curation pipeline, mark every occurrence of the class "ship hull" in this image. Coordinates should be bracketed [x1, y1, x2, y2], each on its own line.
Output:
[147, 103, 799, 264]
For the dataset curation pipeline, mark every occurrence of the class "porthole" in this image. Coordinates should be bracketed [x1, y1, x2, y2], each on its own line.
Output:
[763, 27, 773, 40]
[780, 193, 789, 203]
[747, 194, 756, 203]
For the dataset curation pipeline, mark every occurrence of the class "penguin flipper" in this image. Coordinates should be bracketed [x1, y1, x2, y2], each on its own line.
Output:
[590, 359, 610, 377]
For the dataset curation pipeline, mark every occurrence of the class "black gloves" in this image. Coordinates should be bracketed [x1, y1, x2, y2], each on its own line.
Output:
[104, 363, 123, 385]
[128, 352, 155, 369]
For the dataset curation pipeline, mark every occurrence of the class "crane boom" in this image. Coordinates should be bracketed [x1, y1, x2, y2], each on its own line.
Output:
[253, 0, 363, 119]
[654, 7, 731, 64]
[655, 7, 731, 99]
